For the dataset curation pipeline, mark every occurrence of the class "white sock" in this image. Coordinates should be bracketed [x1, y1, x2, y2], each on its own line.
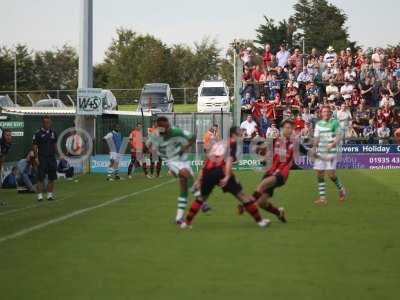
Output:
[47, 192, 53, 198]
[176, 197, 188, 221]
[38, 193, 43, 200]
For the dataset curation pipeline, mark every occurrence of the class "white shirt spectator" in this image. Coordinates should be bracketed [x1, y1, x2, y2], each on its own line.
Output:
[276, 50, 290, 67]
[344, 69, 357, 81]
[240, 118, 258, 137]
[266, 126, 280, 139]
[379, 96, 395, 108]
[336, 109, 352, 132]
[340, 83, 354, 100]
[326, 84, 339, 100]
[377, 126, 390, 144]
[372, 51, 384, 69]
[324, 52, 337, 65]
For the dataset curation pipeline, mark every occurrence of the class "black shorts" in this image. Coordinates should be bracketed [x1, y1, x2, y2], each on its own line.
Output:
[262, 173, 286, 197]
[38, 157, 57, 181]
[200, 167, 242, 197]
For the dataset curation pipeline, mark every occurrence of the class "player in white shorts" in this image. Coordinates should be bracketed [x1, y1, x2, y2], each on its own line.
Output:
[311, 106, 346, 205]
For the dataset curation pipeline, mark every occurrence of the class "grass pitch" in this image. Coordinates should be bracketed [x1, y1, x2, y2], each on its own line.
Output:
[0, 170, 399, 299]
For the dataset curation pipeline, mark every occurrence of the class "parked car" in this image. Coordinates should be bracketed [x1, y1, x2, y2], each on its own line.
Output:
[34, 99, 66, 108]
[0, 95, 18, 108]
[137, 83, 174, 113]
[197, 80, 230, 113]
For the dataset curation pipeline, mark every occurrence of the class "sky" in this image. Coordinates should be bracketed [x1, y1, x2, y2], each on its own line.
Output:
[2, 0, 398, 63]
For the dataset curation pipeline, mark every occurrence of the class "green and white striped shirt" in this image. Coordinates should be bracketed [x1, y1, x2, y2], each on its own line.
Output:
[314, 119, 339, 155]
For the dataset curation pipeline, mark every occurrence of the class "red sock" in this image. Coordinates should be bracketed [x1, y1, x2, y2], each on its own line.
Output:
[243, 201, 262, 223]
[186, 200, 203, 225]
[265, 203, 280, 216]
[252, 191, 262, 201]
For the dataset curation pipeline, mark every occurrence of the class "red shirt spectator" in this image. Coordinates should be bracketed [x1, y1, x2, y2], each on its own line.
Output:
[262, 44, 273, 67]
[350, 89, 362, 110]
[374, 109, 385, 128]
[381, 106, 394, 125]
[293, 116, 305, 133]
[252, 65, 264, 81]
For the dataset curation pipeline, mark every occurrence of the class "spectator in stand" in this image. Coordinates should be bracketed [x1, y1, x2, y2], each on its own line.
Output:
[276, 66, 288, 81]
[359, 77, 374, 106]
[289, 47, 303, 74]
[379, 93, 395, 108]
[340, 80, 354, 102]
[297, 66, 313, 84]
[268, 73, 281, 100]
[2, 166, 17, 189]
[344, 66, 357, 82]
[276, 44, 290, 68]
[241, 92, 253, 106]
[393, 59, 400, 80]
[333, 61, 345, 82]
[240, 115, 258, 138]
[350, 88, 362, 112]
[336, 103, 353, 138]
[259, 110, 271, 138]
[381, 102, 394, 127]
[352, 116, 364, 137]
[266, 123, 280, 139]
[322, 67, 334, 82]
[300, 121, 313, 144]
[301, 107, 314, 124]
[310, 48, 319, 60]
[304, 82, 320, 108]
[262, 44, 273, 68]
[293, 114, 305, 133]
[326, 78, 339, 102]
[377, 122, 390, 144]
[363, 119, 376, 142]
[240, 47, 255, 67]
[252, 64, 264, 82]
[394, 127, 400, 144]
[324, 46, 337, 66]
[355, 49, 366, 70]
[372, 48, 384, 70]
[241, 67, 254, 97]
[203, 124, 220, 152]
[285, 81, 298, 104]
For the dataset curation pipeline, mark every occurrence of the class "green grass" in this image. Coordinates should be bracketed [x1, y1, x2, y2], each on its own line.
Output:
[119, 103, 197, 113]
[0, 170, 399, 299]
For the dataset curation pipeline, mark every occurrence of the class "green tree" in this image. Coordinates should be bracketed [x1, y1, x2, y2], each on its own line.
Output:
[103, 28, 171, 88]
[254, 16, 296, 52]
[0, 46, 14, 91]
[293, 0, 354, 52]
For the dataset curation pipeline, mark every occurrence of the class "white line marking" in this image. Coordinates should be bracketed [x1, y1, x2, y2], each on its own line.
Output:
[0, 179, 175, 243]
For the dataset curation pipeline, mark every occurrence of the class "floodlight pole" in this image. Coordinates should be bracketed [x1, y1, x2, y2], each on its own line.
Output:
[76, 0, 95, 167]
[76, 0, 93, 132]
[14, 49, 17, 105]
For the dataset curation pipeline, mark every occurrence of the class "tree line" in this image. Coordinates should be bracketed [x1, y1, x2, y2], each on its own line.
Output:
[0, 0, 399, 96]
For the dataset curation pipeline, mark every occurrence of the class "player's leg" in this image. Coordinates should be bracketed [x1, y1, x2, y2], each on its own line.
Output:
[315, 169, 328, 205]
[156, 157, 162, 177]
[327, 170, 346, 201]
[150, 154, 155, 176]
[107, 157, 115, 180]
[176, 168, 194, 223]
[128, 152, 136, 177]
[256, 193, 287, 223]
[233, 190, 270, 227]
[113, 157, 120, 180]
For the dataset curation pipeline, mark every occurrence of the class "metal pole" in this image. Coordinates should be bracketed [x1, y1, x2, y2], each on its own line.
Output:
[183, 88, 187, 105]
[14, 49, 17, 105]
[302, 39, 305, 67]
[78, 0, 93, 89]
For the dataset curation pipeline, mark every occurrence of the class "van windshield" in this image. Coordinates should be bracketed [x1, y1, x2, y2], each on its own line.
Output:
[201, 87, 227, 97]
[140, 92, 168, 107]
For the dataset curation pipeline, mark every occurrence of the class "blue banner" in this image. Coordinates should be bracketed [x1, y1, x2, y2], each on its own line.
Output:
[340, 144, 400, 154]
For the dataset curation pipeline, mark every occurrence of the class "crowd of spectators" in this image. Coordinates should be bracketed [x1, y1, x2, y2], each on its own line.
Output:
[239, 44, 400, 144]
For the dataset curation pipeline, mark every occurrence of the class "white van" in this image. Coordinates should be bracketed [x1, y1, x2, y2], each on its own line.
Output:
[197, 80, 230, 113]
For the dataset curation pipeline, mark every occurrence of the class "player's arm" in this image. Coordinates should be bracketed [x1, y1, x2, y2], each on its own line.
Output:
[219, 156, 233, 187]
[180, 131, 196, 155]
[328, 120, 340, 150]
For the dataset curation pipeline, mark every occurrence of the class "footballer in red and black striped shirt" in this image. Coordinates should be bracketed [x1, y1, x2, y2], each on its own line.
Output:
[239, 119, 295, 223]
[181, 127, 270, 229]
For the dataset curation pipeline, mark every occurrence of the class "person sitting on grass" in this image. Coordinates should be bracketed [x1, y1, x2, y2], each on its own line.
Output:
[17, 150, 37, 193]
[57, 156, 74, 180]
[2, 166, 17, 189]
